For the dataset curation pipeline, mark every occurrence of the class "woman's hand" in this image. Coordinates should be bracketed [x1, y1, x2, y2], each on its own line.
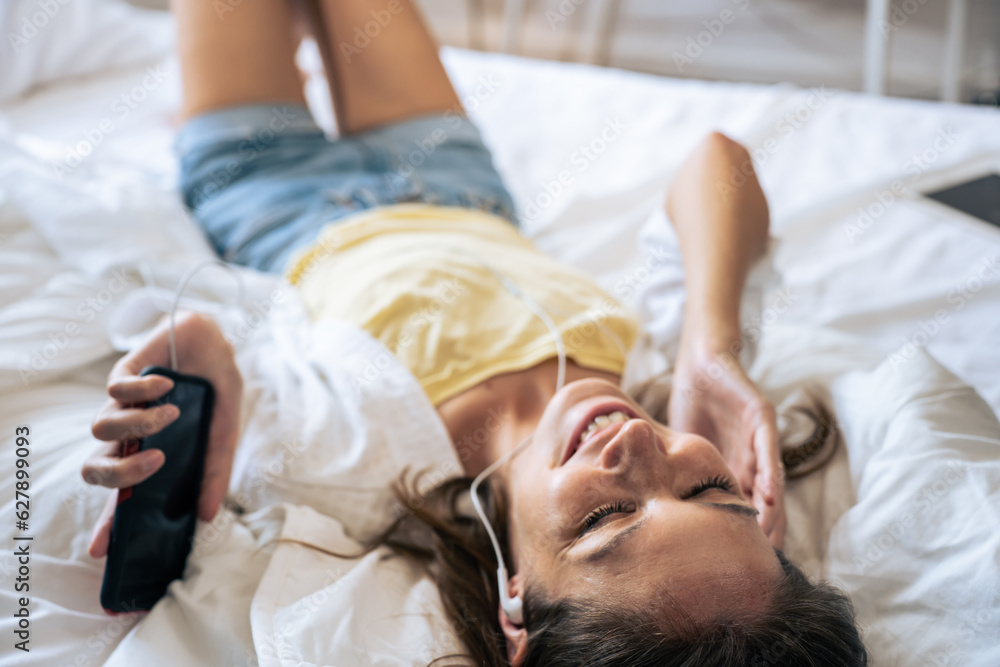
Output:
[668, 336, 785, 548]
[83, 311, 243, 558]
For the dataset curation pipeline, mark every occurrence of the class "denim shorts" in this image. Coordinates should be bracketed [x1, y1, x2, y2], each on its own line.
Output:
[176, 104, 519, 274]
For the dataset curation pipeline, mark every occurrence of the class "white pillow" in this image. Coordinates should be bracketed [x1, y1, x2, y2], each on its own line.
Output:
[0, 0, 174, 103]
[747, 324, 1000, 665]
[825, 348, 1000, 667]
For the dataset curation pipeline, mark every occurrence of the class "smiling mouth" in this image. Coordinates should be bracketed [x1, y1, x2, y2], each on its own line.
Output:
[562, 401, 638, 465]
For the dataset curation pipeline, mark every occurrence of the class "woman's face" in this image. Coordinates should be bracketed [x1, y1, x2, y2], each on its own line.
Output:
[499, 378, 782, 623]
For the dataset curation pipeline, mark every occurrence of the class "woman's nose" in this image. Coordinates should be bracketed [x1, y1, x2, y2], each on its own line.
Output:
[598, 418, 664, 470]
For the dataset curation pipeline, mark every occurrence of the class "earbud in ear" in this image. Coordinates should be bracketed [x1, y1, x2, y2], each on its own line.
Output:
[497, 564, 523, 624]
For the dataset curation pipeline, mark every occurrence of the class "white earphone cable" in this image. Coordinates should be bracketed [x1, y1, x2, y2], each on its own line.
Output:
[163, 259, 245, 371]
[156, 251, 573, 624]
[463, 252, 569, 625]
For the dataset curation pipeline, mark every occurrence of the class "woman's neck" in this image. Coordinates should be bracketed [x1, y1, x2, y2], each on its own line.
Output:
[435, 358, 622, 477]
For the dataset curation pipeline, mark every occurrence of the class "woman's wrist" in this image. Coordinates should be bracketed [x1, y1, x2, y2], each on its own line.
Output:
[679, 310, 743, 361]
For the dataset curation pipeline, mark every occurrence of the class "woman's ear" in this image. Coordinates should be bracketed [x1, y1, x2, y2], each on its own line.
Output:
[498, 574, 528, 665]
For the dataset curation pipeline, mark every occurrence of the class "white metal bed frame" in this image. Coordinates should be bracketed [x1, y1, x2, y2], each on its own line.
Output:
[496, 0, 970, 102]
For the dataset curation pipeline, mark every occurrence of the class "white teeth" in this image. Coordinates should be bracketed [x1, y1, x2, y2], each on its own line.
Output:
[579, 410, 630, 443]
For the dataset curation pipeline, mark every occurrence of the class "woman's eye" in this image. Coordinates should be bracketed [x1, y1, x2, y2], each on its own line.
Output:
[683, 474, 736, 499]
[580, 500, 631, 536]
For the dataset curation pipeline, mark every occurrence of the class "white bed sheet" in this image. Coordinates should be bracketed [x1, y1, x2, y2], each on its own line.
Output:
[1, 9, 999, 666]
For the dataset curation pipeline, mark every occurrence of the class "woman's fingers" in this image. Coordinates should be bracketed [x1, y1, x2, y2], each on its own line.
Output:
[754, 481, 786, 548]
[88, 494, 118, 559]
[81, 442, 166, 489]
[752, 416, 785, 546]
[756, 497, 775, 536]
[84, 311, 241, 559]
[770, 509, 787, 549]
[752, 416, 781, 506]
[107, 374, 174, 405]
[91, 402, 180, 443]
[758, 499, 786, 549]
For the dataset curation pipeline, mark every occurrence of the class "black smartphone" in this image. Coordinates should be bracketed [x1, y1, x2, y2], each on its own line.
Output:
[925, 173, 1000, 229]
[100, 365, 214, 614]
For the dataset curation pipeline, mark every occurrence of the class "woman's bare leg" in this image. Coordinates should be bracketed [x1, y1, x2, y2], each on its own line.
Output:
[172, 0, 307, 120]
[302, 0, 463, 134]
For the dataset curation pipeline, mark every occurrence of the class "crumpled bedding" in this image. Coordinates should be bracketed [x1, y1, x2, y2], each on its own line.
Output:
[1, 5, 999, 664]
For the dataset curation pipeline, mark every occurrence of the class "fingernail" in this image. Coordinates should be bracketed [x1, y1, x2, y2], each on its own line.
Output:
[142, 454, 161, 473]
[162, 404, 179, 419]
[152, 376, 174, 391]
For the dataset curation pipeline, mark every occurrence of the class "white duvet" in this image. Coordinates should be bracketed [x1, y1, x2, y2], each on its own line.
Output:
[1, 2, 1000, 666]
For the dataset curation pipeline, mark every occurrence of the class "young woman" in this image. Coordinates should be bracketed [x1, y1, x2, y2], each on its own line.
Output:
[83, 0, 868, 664]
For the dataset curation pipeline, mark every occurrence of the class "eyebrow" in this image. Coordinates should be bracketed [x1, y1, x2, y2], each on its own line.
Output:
[582, 503, 759, 564]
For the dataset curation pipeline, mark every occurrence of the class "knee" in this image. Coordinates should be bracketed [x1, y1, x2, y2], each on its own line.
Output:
[698, 131, 751, 162]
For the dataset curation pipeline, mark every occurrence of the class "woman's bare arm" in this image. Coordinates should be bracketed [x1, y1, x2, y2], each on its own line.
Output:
[665, 132, 785, 547]
[666, 131, 770, 349]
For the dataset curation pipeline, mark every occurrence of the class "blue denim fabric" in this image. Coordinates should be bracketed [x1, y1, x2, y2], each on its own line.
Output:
[176, 103, 518, 274]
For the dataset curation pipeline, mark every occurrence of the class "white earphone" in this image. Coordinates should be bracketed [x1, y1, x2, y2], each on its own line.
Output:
[158, 253, 626, 626]
[466, 262, 565, 625]
[162, 259, 245, 371]
[466, 251, 630, 625]
[153, 255, 541, 624]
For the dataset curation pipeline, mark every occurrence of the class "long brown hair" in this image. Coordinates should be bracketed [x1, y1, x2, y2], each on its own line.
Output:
[285, 402, 860, 665]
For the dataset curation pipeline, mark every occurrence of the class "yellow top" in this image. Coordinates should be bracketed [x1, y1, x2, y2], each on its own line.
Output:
[285, 204, 639, 406]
